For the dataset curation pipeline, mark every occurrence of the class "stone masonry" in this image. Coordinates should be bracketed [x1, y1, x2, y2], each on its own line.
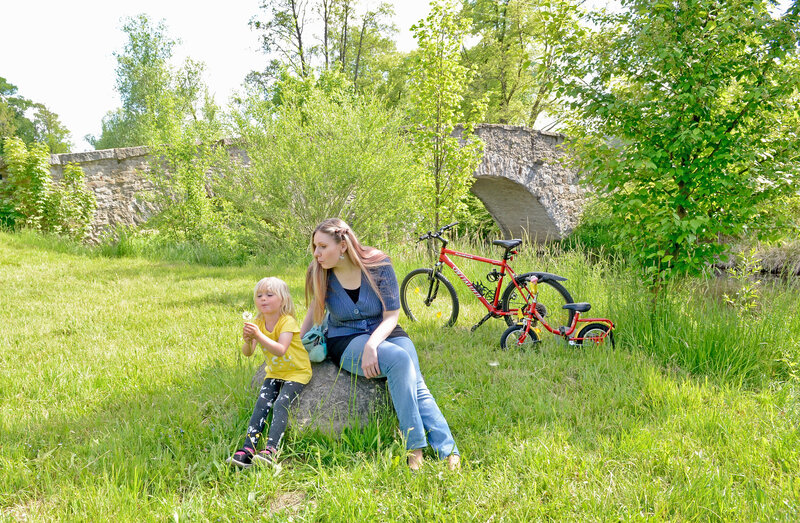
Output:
[469, 124, 585, 241]
[0, 128, 584, 242]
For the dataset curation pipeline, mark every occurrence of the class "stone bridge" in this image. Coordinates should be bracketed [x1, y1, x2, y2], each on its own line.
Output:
[0, 126, 585, 242]
[467, 124, 585, 241]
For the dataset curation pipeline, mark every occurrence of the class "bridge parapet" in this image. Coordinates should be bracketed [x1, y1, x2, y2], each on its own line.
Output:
[1, 130, 584, 242]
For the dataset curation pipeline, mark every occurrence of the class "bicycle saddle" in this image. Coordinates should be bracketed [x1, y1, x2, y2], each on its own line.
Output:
[562, 302, 591, 313]
[493, 239, 522, 250]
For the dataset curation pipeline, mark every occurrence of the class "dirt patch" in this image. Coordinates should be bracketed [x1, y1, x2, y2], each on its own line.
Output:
[270, 490, 307, 515]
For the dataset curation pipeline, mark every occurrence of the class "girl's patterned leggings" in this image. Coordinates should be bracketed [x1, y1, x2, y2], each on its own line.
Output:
[244, 378, 304, 451]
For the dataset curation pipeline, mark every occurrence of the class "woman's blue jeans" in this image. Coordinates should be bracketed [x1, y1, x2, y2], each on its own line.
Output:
[339, 335, 458, 458]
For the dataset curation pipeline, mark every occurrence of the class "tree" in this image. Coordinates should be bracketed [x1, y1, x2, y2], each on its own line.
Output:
[408, 0, 486, 230]
[89, 14, 217, 149]
[32, 105, 71, 154]
[462, 0, 585, 127]
[225, 78, 423, 249]
[249, 0, 398, 93]
[1, 137, 95, 238]
[344, 2, 397, 90]
[251, 0, 313, 79]
[0, 77, 71, 154]
[561, 0, 800, 288]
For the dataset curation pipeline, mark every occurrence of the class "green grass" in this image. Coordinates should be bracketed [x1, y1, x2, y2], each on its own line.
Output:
[2, 231, 799, 520]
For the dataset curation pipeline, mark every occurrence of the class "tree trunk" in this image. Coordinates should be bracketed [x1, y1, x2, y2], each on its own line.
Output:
[353, 15, 369, 86]
[290, 0, 308, 77]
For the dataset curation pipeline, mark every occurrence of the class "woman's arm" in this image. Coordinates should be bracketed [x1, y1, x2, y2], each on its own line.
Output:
[361, 308, 400, 379]
[243, 322, 293, 357]
[300, 300, 316, 337]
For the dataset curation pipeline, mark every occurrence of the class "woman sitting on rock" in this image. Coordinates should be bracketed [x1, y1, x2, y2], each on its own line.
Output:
[301, 218, 460, 470]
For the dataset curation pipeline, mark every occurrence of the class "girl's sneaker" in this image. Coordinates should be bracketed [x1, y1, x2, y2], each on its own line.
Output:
[226, 447, 254, 469]
[252, 447, 277, 466]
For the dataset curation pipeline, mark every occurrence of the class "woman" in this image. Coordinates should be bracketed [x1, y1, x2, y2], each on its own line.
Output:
[301, 218, 460, 470]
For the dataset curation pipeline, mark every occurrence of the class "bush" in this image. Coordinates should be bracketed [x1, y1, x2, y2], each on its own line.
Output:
[225, 84, 424, 250]
[0, 137, 96, 240]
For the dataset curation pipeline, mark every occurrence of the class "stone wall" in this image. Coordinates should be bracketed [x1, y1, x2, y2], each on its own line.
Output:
[0, 129, 584, 242]
[0, 146, 158, 242]
[52, 147, 158, 241]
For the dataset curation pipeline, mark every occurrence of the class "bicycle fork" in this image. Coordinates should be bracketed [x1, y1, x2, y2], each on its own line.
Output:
[423, 264, 443, 306]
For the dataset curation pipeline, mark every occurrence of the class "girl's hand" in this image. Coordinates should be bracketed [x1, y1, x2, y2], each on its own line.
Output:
[362, 342, 380, 379]
[243, 322, 260, 341]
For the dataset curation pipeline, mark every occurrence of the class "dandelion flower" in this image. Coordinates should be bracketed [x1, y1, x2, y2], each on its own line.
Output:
[242, 311, 254, 321]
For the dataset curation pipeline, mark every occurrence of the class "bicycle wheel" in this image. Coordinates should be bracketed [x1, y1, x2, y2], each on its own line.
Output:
[500, 324, 541, 350]
[575, 323, 615, 348]
[400, 268, 459, 328]
[501, 273, 574, 328]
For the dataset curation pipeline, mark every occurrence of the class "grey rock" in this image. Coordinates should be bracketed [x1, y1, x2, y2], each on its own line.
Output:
[251, 360, 391, 435]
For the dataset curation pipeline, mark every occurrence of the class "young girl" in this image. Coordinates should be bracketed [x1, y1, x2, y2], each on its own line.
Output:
[227, 277, 312, 468]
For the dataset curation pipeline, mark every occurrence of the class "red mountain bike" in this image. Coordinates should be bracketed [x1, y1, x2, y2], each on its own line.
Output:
[400, 223, 575, 331]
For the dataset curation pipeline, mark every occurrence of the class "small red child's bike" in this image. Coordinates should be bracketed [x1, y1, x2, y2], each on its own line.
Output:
[500, 274, 615, 350]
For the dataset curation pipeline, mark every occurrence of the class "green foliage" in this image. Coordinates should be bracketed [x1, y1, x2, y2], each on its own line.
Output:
[563, 197, 621, 256]
[31, 106, 72, 154]
[0, 76, 72, 154]
[250, 0, 314, 78]
[722, 248, 762, 314]
[462, 0, 586, 127]
[248, 0, 399, 93]
[226, 78, 422, 249]
[89, 15, 218, 149]
[561, 0, 800, 289]
[0, 137, 95, 239]
[408, 0, 486, 230]
[142, 125, 241, 260]
[324, 0, 398, 90]
[2, 137, 53, 230]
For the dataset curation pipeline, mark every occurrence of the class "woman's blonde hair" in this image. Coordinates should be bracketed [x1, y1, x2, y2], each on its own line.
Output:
[305, 218, 389, 324]
[254, 277, 296, 320]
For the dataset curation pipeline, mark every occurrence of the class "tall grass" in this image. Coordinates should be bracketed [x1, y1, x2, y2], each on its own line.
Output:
[396, 237, 800, 386]
[2, 231, 799, 520]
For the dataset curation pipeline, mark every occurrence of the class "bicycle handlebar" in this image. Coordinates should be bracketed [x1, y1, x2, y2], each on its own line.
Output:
[417, 222, 459, 242]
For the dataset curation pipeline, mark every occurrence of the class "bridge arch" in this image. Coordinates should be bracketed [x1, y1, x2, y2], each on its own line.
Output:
[468, 125, 586, 242]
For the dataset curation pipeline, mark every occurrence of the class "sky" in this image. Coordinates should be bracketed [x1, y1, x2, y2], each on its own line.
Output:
[0, 0, 435, 152]
[2, 1, 792, 152]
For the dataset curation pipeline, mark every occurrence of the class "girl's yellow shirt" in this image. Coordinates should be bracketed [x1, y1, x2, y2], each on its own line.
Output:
[256, 315, 312, 384]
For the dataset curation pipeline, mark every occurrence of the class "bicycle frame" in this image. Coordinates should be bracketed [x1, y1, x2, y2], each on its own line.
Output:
[515, 299, 615, 344]
[433, 246, 521, 318]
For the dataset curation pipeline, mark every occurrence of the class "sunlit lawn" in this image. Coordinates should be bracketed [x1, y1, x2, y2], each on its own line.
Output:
[1, 231, 799, 520]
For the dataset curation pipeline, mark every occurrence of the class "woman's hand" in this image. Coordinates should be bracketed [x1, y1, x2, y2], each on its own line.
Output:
[361, 342, 381, 379]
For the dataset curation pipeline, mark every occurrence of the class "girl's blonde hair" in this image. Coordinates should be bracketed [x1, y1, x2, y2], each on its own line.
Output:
[305, 218, 389, 324]
[254, 277, 296, 320]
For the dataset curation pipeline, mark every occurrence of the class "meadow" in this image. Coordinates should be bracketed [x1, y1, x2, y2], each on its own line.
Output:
[1, 230, 799, 521]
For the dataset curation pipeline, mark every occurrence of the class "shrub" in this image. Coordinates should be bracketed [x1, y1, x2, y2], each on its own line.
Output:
[225, 85, 423, 250]
[0, 137, 96, 240]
